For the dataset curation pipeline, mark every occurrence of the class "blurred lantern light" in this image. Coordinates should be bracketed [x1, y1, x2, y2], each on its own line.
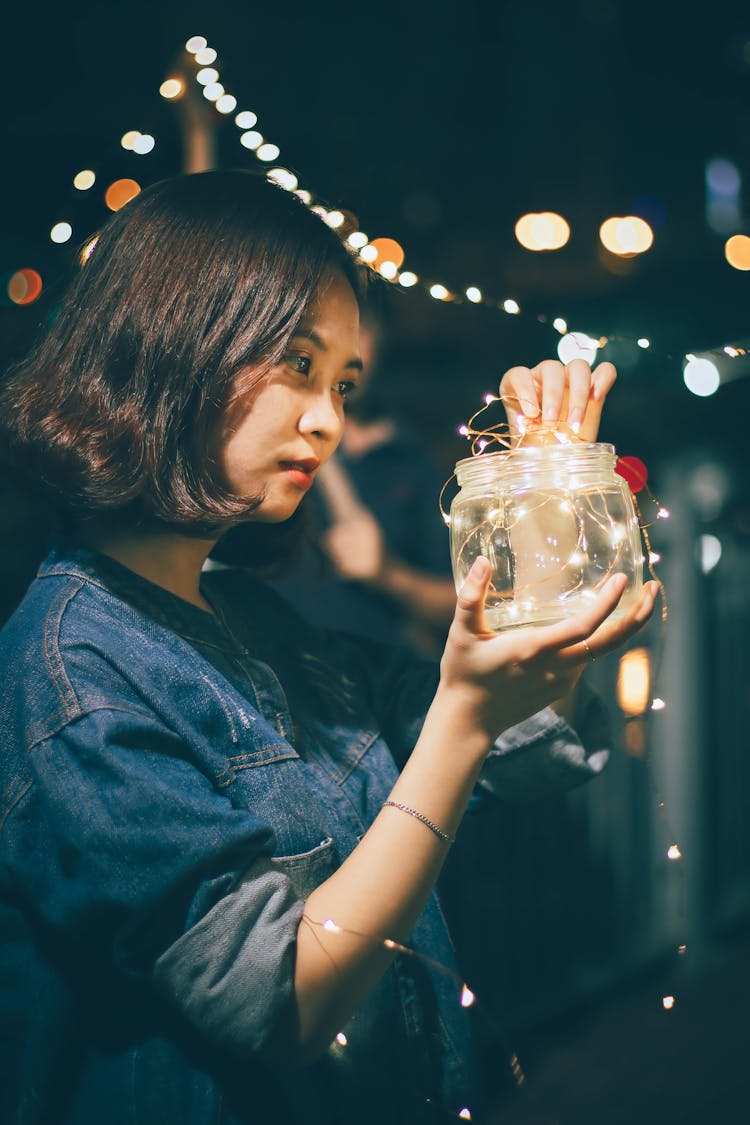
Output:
[105, 178, 141, 212]
[558, 331, 599, 364]
[159, 78, 184, 99]
[553, 317, 567, 333]
[257, 143, 280, 161]
[637, 337, 650, 348]
[185, 35, 207, 53]
[50, 222, 72, 243]
[203, 82, 225, 102]
[267, 167, 298, 192]
[706, 157, 741, 197]
[196, 67, 219, 85]
[617, 647, 651, 717]
[347, 231, 368, 249]
[295, 189, 312, 204]
[132, 133, 155, 154]
[379, 261, 398, 280]
[725, 234, 750, 270]
[194, 47, 217, 65]
[699, 534, 722, 574]
[215, 94, 238, 115]
[662, 996, 675, 1011]
[683, 356, 720, 397]
[599, 216, 653, 256]
[240, 130, 263, 150]
[311, 206, 328, 220]
[369, 237, 405, 268]
[651, 698, 666, 711]
[235, 110, 258, 129]
[359, 245, 378, 263]
[502, 298, 520, 314]
[120, 130, 141, 150]
[73, 169, 96, 190]
[399, 271, 418, 287]
[325, 211, 345, 229]
[466, 286, 482, 303]
[515, 211, 570, 251]
[430, 284, 449, 300]
[8, 268, 43, 305]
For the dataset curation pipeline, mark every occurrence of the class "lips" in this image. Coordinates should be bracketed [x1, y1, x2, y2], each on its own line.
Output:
[279, 457, 319, 491]
[279, 458, 320, 473]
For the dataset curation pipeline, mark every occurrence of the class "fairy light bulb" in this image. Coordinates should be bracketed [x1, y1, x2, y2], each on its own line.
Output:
[430, 284, 449, 300]
[651, 697, 666, 711]
[240, 130, 263, 150]
[683, 357, 720, 397]
[235, 110, 257, 128]
[335, 1032, 348, 1046]
[360, 245, 378, 263]
[325, 210, 345, 229]
[662, 995, 675, 1010]
[322, 919, 341, 934]
[502, 298, 520, 314]
[458, 1110, 472, 1121]
[132, 134, 155, 154]
[120, 130, 141, 150]
[460, 984, 476, 1008]
[203, 82, 225, 102]
[215, 94, 237, 114]
[466, 286, 482, 303]
[50, 221, 72, 243]
[558, 331, 599, 364]
[553, 317, 567, 333]
[194, 47, 217, 65]
[185, 35, 207, 53]
[159, 78, 184, 99]
[347, 231, 368, 249]
[267, 167, 298, 192]
[73, 169, 95, 190]
[667, 844, 682, 860]
[399, 271, 418, 287]
[196, 67, 219, 85]
[257, 143, 280, 161]
[379, 261, 398, 280]
[638, 338, 650, 348]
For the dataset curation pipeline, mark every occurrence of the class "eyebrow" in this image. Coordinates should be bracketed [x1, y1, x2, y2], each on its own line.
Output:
[293, 326, 363, 371]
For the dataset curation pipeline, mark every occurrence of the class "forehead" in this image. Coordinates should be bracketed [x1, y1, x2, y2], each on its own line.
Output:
[302, 269, 360, 335]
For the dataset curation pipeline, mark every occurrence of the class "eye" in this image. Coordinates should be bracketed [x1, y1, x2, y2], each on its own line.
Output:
[286, 354, 311, 376]
[335, 380, 358, 399]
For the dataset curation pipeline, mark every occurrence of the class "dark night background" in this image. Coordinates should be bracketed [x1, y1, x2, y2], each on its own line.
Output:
[2, 3, 750, 1122]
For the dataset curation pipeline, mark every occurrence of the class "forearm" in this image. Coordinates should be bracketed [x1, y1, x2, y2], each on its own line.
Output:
[290, 684, 489, 1061]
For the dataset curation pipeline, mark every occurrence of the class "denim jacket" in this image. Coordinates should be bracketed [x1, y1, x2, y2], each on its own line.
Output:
[0, 545, 610, 1125]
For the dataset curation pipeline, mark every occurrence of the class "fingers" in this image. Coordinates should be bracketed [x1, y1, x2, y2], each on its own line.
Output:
[532, 360, 566, 427]
[454, 556, 492, 635]
[533, 573, 630, 653]
[500, 360, 618, 438]
[564, 359, 592, 433]
[558, 580, 659, 665]
[499, 366, 539, 432]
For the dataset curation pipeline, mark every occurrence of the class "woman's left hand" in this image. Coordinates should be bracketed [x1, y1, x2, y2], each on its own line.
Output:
[499, 359, 617, 442]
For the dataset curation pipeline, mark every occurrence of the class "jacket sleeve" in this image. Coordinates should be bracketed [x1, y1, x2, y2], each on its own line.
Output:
[13, 705, 304, 1054]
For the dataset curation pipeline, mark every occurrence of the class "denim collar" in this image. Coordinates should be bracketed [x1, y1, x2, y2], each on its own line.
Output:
[39, 543, 247, 655]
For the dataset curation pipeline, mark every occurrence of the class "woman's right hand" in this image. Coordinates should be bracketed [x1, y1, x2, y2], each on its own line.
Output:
[439, 556, 659, 743]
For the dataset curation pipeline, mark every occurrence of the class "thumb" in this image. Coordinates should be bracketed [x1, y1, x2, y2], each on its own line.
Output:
[454, 556, 492, 634]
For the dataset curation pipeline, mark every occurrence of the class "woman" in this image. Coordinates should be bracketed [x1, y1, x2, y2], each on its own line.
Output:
[0, 170, 657, 1125]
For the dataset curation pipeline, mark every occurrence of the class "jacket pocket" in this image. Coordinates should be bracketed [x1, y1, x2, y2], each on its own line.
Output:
[270, 835, 340, 899]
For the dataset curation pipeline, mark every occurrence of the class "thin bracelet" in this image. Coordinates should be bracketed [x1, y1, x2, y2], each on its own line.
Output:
[382, 800, 456, 846]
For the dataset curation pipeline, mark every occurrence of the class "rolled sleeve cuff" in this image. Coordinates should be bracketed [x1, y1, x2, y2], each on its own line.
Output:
[153, 858, 304, 1055]
[477, 682, 611, 802]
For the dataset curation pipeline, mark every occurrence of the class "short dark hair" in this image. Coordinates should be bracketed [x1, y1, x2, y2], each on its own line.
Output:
[0, 170, 363, 536]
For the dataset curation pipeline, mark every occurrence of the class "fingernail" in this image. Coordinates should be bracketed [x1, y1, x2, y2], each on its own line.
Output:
[523, 404, 539, 419]
[543, 407, 557, 424]
[570, 419, 581, 434]
[568, 409, 583, 433]
[517, 416, 528, 434]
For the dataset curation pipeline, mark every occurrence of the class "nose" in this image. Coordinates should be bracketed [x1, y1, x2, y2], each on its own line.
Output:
[298, 390, 344, 446]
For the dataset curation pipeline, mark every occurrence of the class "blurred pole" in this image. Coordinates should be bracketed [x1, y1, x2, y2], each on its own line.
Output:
[165, 54, 217, 173]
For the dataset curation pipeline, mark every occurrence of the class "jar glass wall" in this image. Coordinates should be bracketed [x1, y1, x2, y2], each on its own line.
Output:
[449, 443, 643, 631]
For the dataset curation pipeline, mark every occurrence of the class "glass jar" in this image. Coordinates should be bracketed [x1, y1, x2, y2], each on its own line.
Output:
[449, 442, 643, 631]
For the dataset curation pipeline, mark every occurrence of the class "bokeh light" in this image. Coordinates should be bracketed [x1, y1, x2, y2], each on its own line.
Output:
[185, 35, 207, 53]
[105, 179, 141, 212]
[8, 268, 43, 305]
[599, 216, 654, 256]
[196, 67, 219, 86]
[194, 47, 217, 65]
[120, 130, 141, 151]
[215, 94, 237, 115]
[557, 331, 599, 364]
[132, 134, 155, 154]
[617, 648, 651, 716]
[50, 222, 72, 243]
[159, 78, 184, 99]
[73, 169, 96, 190]
[257, 143, 280, 161]
[724, 234, 750, 270]
[202, 82, 224, 102]
[235, 110, 257, 129]
[240, 130, 263, 150]
[514, 211, 570, 251]
[267, 168, 298, 192]
[683, 356, 720, 397]
[369, 238, 405, 268]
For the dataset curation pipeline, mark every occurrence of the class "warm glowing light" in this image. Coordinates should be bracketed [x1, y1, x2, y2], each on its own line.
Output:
[457, 424, 470, 436]
[483, 393, 497, 404]
[105, 178, 141, 212]
[8, 268, 43, 305]
[558, 331, 599, 364]
[683, 356, 720, 397]
[430, 284, 449, 300]
[322, 918, 341, 933]
[600, 216, 654, 256]
[637, 338, 650, 348]
[379, 261, 398, 280]
[649, 552, 661, 564]
[347, 231, 368, 249]
[185, 35, 207, 54]
[73, 169, 96, 190]
[699, 534, 722, 574]
[662, 995, 675, 1010]
[553, 317, 567, 333]
[132, 133, 155, 154]
[617, 647, 651, 717]
[335, 1032, 348, 1046]
[502, 298, 520, 314]
[120, 130, 141, 150]
[458, 1110, 472, 1121]
[460, 985, 476, 1008]
[257, 143, 280, 161]
[267, 167, 298, 192]
[724, 234, 750, 270]
[50, 222, 72, 243]
[203, 82, 225, 102]
[240, 130, 263, 150]
[515, 211, 570, 251]
[159, 78, 184, 99]
[215, 94, 237, 114]
[360, 245, 378, 263]
[194, 47, 217, 65]
[667, 844, 682, 860]
[368, 238, 405, 268]
[398, 271, 418, 287]
[466, 286, 482, 303]
[295, 189, 312, 205]
[651, 697, 666, 711]
[235, 110, 258, 129]
[196, 67, 219, 86]
[325, 211, 345, 229]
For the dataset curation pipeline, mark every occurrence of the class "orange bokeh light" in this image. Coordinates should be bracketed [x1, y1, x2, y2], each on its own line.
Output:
[8, 268, 43, 305]
[105, 178, 141, 212]
[725, 234, 750, 271]
[369, 238, 405, 268]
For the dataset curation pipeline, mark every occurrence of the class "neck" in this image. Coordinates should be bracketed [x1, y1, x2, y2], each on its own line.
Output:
[79, 526, 220, 613]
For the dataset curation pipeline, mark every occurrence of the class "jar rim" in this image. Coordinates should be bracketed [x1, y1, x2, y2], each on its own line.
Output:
[455, 440, 615, 476]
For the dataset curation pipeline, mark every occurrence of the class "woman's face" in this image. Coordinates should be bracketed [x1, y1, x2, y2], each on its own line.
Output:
[220, 269, 362, 522]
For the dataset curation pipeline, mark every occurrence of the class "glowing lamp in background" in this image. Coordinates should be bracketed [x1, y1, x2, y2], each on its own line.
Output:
[234, 110, 257, 129]
[557, 331, 600, 365]
[8, 268, 43, 305]
[73, 169, 96, 190]
[159, 78, 184, 100]
[185, 36, 207, 53]
[599, 216, 654, 256]
[120, 130, 141, 151]
[105, 179, 141, 212]
[267, 168, 298, 192]
[683, 357, 720, 397]
[617, 647, 651, 716]
[724, 234, 750, 270]
[369, 238, 406, 269]
[50, 222, 72, 243]
[514, 212, 570, 251]
[194, 47, 217, 65]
